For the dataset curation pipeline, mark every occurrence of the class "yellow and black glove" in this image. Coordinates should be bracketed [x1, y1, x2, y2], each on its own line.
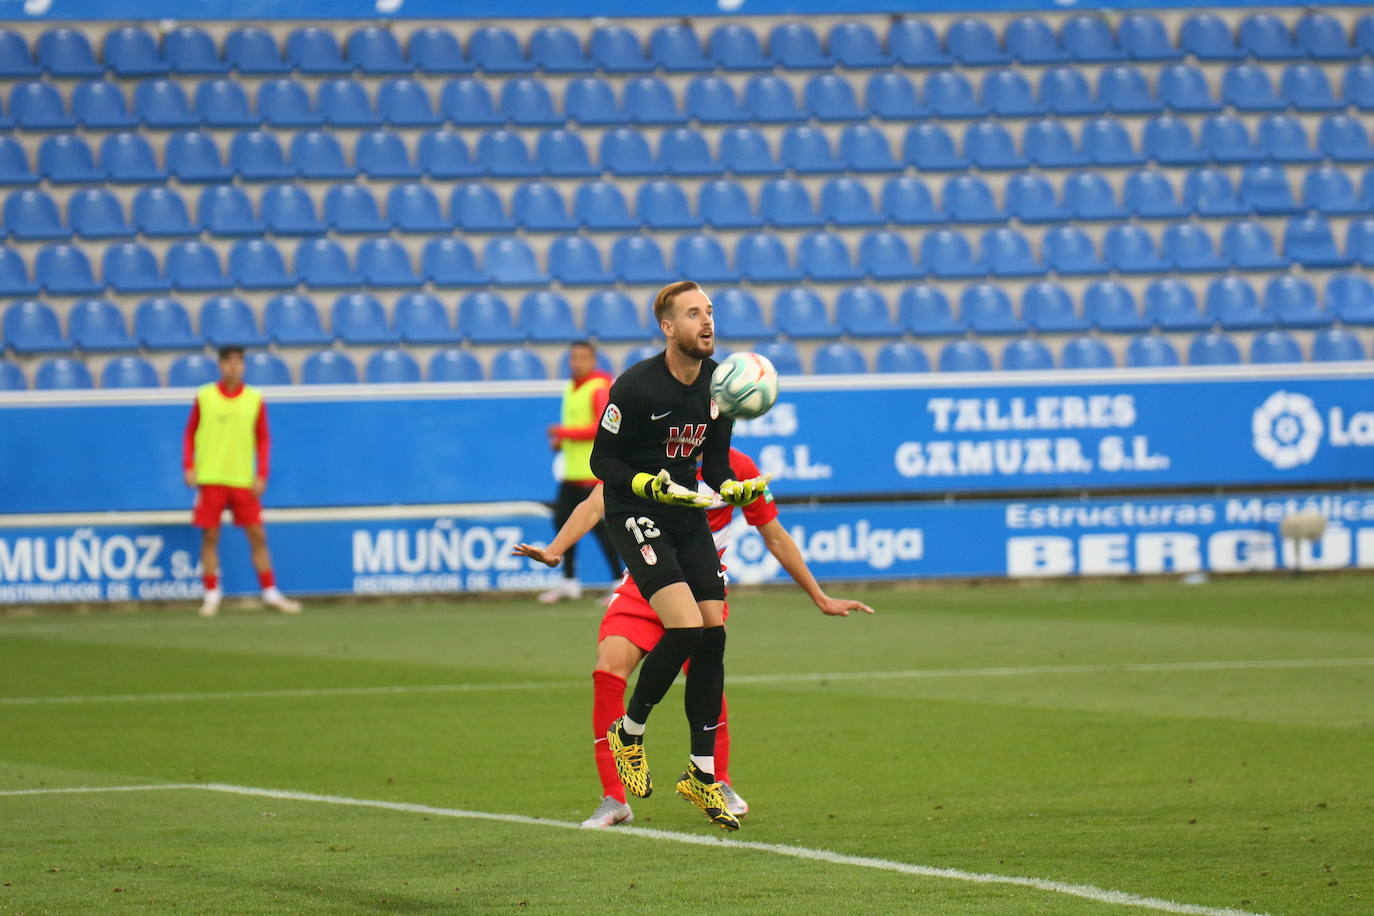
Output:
[717, 474, 773, 507]
[631, 469, 713, 508]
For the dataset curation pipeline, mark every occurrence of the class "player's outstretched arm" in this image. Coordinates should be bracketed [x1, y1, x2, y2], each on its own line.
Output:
[757, 518, 874, 617]
[512, 485, 608, 567]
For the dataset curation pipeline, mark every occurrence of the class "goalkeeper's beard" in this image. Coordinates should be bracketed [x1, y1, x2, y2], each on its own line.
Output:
[673, 335, 715, 361]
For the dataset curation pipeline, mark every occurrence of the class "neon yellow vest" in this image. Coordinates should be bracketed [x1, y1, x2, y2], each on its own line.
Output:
[194, 383, 263, 488]
[560, 376, 609, 482]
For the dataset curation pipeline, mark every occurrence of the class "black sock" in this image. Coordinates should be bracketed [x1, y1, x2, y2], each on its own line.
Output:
[685, 625, 726, 759]
[626, 626, 702, 726]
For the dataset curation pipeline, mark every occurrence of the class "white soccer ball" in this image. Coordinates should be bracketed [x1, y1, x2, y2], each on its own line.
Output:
[710, 352, 779, 420]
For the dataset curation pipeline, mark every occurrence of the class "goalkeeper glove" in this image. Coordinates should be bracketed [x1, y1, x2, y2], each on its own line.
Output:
[632, 469, 713, 508]
[717, 474, 772, 507]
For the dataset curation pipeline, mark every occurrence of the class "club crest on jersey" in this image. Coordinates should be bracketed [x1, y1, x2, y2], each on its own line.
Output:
[665, 424, 707, 459]
[709, 399, 720, 420]
[640, 544, 658, 566]
[601, 403, 622, 434]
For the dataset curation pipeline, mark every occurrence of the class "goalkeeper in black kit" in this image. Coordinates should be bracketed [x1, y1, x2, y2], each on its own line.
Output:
[589, 280, 770, 830]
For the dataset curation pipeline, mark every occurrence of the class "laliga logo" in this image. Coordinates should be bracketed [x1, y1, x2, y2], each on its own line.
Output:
[1252, 391, 1323, 470]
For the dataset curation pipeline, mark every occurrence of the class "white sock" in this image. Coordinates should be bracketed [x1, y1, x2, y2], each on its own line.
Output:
[263, 586, 282, 600]
[690, 755, 715, 777]
[203, 588, 222, 600]
[621, 715, 645, 736]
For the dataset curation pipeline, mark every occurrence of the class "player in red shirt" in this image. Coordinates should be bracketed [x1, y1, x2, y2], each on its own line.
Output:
[514, 447, 872, 828]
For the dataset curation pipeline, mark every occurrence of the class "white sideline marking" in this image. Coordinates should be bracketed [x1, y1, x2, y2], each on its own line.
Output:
[2, 656, 1371, 707]
[0, 782, 1266, 916]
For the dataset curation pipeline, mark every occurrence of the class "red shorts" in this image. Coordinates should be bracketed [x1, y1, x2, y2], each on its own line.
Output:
[193, 485, 262, 528]
[598, 577, 731, 653]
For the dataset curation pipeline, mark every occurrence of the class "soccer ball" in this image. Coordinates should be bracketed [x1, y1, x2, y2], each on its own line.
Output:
[710, 352, 779, 420]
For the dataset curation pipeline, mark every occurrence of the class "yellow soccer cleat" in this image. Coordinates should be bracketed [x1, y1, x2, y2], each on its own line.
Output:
[675, 764, 740, 831]
[606, 718, 652, 799]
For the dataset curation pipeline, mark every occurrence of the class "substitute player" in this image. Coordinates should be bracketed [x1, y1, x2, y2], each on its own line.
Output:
[182, 346, 301, 618]
[589, 280, 769, 830]
[513, 448, 873, 829]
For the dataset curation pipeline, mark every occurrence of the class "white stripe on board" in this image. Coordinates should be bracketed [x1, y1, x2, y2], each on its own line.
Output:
[3, 656, 1371, 707]
[0, 782, 1267, 916]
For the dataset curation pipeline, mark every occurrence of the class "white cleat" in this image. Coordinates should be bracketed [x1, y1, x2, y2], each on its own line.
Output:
[579, 796, 633, 829]
[197, 589, 222, 618]
[537, 578, 582, 604]
[719, 782, 749, 818]
[262, 587, 302, 614]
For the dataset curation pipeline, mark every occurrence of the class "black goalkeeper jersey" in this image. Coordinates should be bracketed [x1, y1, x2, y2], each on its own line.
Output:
[590, 350, 734, 518]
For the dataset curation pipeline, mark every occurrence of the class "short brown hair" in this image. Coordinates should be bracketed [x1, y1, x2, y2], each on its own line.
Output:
[652, 280, 701, 325]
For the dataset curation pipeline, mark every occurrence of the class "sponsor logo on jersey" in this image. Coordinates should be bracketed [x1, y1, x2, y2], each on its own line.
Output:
[601, 403, 622, 434]
[651, 410, 671, 420]
[640, 544, 658, 566]
[665, 424, 707, 458]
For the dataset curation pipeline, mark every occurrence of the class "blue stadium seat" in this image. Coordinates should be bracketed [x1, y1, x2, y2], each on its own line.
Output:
[423, 240, 489, 287]
[1061, 336, 1116, 369]
[599, 128, 660, 176]
[761, 178, 823, 227]
[409, 27, 472, 74]
[451, 183, 514, 231]
[133, 79, 197, 128]
[458, 292, 519, 342]
[1203, 114, 1264, 163]
[768, 22, 831, 69]
[1005, 173, 1067, 222]
[1282, 64, 1343, 111]
[358, 238, 422, 287]
[1023, 282, 1088, 332]
[964, 121, 1028, 169]
[636, 180, 696, 230]
[829, 21, 888, 67]
[347, 27, 409, 74]
[199, 184, 264, 235]
[439, 78, 502, 126]
[258, 79, 322, 127]
[166, 130, 230, 182]
[0, 360, 28, 390]
[1145, 279, 1209, 331]
[224, 27, 289, 74]
[1222, 64, 1284, 111]
[243, 351, 292, 386]
[675, 234, 736, 283]
[1240, 163, 1299, 214]
[230, 239, 295, 289]
[961, 283, 1026, 334]
[563, 77, 624, 125]
[519, 291, 579, 342]
[484, 236, 547, 285]
[859, 230, 922, 280]
[230, 131, 294, 180]
[1204, 276, 1269, 329]
[876, 341, 930, 373]
[103, 241, 170, 292]
[1084, 280, 1150, 332]
[1120, 14, 1182, 61]
[332, 292, 398, 343]
[1159, 63, 1221, 112]
[1358, 15, 1374, 57]
[1258, 114, 1322, 163]
[939, 340, 992, 372]
[0, 247, 36, 295]
[650, 23, 711, 72]
[295, 238, 360, 288]
[36, 243, 100, 295]
[318, 78, 380, 126]
[610, 235, 672, 284]
[37, 27, 103, 77]
[355, 130, 417, 178]
[812, 342, 867, 375]
[1250, 329, 1303, 364]
[805, 73, 864, 121]
[981, 227, 1042, 277]
[1024, 118, 1088, 167]
[196, 79, 257, 128]
[1348, 218, 1374, 266]
[394, 293, 459, 344]
[882, 175, 945, 224]
[502, 77, 562, 126]
[889, 19, 949, 66]
[1098, 65, 1160, 113]
[1319, 114, 1374, 161]
[1297, 13, 1359, 60]
[1143, 115, 1207, 165]
[41, 134, 103, 183]
[836, 286, 900, 336]
[1005, 16, 1067, 64]
[1065, 171, 1127, 220]
[1266, 275, 1329, 329]
[838, 125, 898, 172]
[536, 128, 598, 177]
[686, 76, 748, 123]
[11, 80, 75, 128]
[693, 180, 756, 230]
[287, 27, 348, 74]
[1001, 337, 1054, 371]
[900, 284, 962, 335]
[132, 187, 194, 237]
[36, 357, 93, 390]
[1126, 335, 1180, 367]
[1344, 63, 1374, 110]
[1286, 214, 1351, 267]
[1184, 167, 1247, 216]
[708, 24, 772, 70]
[167, 240, 230, 290]
[711, 288, 769, 339]
[429, 348, 483, 381]
[926, 71, 986, 117]
[4, 189, 65, 239]
[387, 183, 447, 232]
[981, 69, 1043, 117]
[4, 300, 66, 352]
[820, 177, 880, 226]
[378, 78, 441, 126]
[1042, 225, 1107, 274]
[513, 182, 576, 231]
[583, 290, 647, 340]
[660, 127, 721, 176]
[101, 355, 159, 389]
[1124, 169, 1187, 218]
[623, 76, 685, 125]
[755, 340, 803, 376]
[264, 293, 331, 345]
[736, 232, 800, 282]
[200, 295, 267, 346]
[947, 18, 1009, 65]
[1164, 223, 1227, 271]
[1239, 14, 1302, 60]
[1083, 117, 1144, 165]
[365, 349, 421, 384]
[0, 28, 38, 77]
[166, 353, 217, 387]
[0, 136, 38, 184]
[591, 25, 652, 73]
[1312, 328, 1366, 361]
[1040, 65, 1102, 115]
[575, 181, 637, 230]
[719, 126, 781, 175]
[1223, 220, 1286, 270]
[1181, 14, 1243, 60]
[491, 347, 548, 381]
[921, 229, 984, 278]
[476, 129, 539, 177]
[942, 174, 1004, 222]
[69, 298, 135, 350]
[1061, 15, 1125, 62]
[780, 125, 842, 172]
[774, 287, 840, 336]
[301, 351, 358, 385]
[1326, 272, 1374, 324]
[134, 297, 199, 349]
[469, 26, 532, 73]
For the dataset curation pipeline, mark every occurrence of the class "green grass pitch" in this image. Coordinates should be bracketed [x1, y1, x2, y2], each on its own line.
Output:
[2, 576, 1371, 914]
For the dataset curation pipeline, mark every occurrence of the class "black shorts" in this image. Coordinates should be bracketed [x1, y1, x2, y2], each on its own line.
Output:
[605, 507, 725, 603]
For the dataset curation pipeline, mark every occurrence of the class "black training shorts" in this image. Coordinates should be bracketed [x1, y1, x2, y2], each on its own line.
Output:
[604, 506, 726, 603]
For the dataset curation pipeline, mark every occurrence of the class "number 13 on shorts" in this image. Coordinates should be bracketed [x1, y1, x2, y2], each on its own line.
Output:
[625, 516, 661, 566]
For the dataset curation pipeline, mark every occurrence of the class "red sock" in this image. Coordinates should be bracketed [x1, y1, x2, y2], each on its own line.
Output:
[592, 670, 628, 804]
[715, 692, 731, 784]
[257, 569, 275, 589]
[203, 573, 219, 591]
